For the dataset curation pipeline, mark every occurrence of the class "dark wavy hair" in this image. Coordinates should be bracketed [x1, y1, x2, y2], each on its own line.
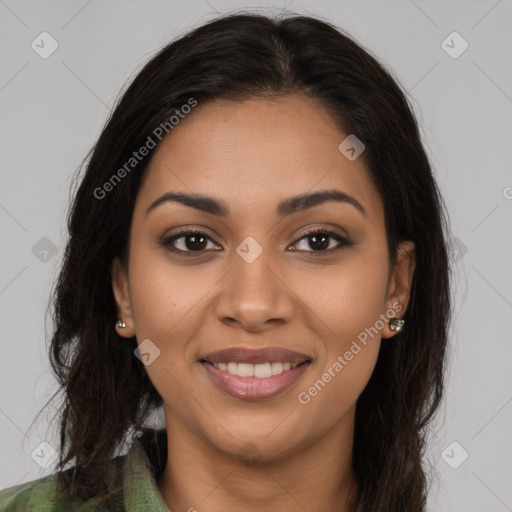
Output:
[40, 11, 451, 512]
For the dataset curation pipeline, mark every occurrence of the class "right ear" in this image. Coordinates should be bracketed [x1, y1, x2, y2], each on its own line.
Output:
[111, 257, 135, 338]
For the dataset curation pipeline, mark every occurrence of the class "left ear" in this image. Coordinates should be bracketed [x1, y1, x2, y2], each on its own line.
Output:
[382, 240, 415, 339]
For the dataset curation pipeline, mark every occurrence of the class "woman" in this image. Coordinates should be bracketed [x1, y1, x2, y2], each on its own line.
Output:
[0, 11, 451, 512]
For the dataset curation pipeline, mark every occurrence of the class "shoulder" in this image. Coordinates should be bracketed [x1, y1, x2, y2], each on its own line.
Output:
[0, 429, 165, 512]
[0, 473, 59, 511]
[0, 465, 124, 512]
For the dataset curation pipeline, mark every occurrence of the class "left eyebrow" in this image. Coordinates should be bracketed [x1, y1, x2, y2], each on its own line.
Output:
[145, 189, 366, 218]
[277, 189, 366, 217]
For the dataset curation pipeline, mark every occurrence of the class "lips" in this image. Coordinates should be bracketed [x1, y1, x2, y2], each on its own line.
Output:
[201, 359, 311, 400]
[199, 346, 313, 400]
[200, 346, 312, 365]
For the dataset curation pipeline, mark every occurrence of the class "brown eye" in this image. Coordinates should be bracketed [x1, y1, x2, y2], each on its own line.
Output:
[290, 229, 353, 255]
[160, 230, 221, 255]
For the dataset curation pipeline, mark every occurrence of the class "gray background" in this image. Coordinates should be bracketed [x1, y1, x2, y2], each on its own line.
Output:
[1, 1, 511, 510]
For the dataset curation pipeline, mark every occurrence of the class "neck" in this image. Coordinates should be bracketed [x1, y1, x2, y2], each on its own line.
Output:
[157, 410, 358, 512]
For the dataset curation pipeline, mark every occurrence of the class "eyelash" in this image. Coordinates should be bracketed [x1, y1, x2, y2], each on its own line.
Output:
[159, 227, 353, 257]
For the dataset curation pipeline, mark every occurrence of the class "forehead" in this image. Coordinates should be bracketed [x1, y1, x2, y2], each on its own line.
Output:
[135, 94, 383, 223]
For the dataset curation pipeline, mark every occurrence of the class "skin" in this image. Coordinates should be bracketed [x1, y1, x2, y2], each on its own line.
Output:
[112, 94, 415, 512]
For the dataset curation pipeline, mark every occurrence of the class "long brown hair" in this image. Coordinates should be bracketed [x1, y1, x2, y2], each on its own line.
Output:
[41, 12, 451, 511]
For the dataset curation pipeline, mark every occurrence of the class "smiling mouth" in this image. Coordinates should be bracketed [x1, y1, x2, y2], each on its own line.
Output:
[200, 359, 312, 378]
[200, 358, 312, 400]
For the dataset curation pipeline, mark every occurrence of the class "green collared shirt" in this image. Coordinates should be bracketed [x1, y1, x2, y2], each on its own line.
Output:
[0, 429, 170, 511]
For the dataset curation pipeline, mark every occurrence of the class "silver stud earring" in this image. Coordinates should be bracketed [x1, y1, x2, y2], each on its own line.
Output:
[116, 319, 126, 329]
[389, 318, 405, 332]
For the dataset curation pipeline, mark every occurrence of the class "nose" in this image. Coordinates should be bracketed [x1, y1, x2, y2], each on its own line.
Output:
[213, 241, 295, 332]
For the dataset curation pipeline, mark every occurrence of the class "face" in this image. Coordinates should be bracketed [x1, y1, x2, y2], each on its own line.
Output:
[112, 94, 415, 460]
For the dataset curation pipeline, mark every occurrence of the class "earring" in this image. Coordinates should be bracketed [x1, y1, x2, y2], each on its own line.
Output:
[389, 318, 405, 332]
[116, 320, 126, 329]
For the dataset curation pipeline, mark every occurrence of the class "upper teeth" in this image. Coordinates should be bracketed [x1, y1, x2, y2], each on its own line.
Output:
[211, 361, 300, 378]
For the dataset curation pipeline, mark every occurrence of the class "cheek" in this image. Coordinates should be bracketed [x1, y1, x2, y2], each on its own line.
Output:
[128, 245, 209, 341]
[127, 249, 208, 418]
[294, 247, 390, 345]
[292, 250, 388, 409]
